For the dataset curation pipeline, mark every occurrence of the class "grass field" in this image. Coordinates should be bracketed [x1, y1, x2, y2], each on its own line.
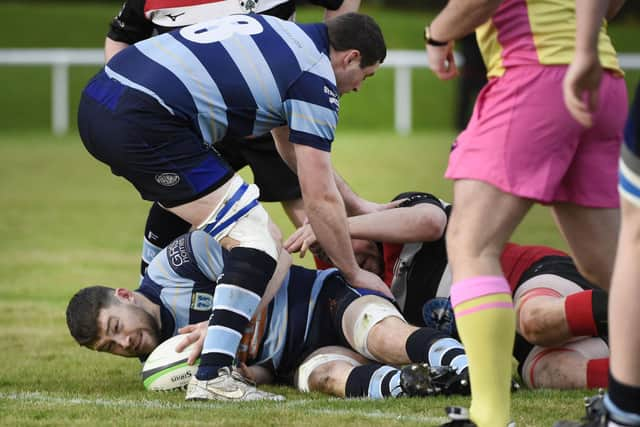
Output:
[0, 130, 593, 426]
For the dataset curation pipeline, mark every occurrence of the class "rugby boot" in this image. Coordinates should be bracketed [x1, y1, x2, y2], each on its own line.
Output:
[185, 367, 285, 401]
[552, 390, 634, 427]
[399, 364, 470, 397]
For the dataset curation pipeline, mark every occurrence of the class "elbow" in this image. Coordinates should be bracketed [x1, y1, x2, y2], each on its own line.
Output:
[414, 207, 448, 241]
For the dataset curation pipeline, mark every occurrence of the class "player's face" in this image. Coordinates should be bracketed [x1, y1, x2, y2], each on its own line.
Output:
[92, 303, 161, 358]
[335, 56, 380, 95]
[354, 239, 383, 277]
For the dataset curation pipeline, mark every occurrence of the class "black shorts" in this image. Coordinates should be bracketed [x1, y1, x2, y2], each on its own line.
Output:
[78, 71, 234, 208]
[214, 134, 301, 202]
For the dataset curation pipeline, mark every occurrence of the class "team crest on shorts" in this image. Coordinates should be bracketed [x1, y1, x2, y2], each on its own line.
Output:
[155, 173, 180, 187]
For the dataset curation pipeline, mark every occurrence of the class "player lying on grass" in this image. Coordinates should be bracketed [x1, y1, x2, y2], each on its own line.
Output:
[66, 230, 472, 400]
[286, 191, 610, 389]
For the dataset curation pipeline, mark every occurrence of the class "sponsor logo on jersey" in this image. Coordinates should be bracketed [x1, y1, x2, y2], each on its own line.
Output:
[191, 292, 213, 311]
[165, 12, 186, 22]
[168, 236, 191, 267]
[324, 85, 339, 109]
[155, 173, 180, 187]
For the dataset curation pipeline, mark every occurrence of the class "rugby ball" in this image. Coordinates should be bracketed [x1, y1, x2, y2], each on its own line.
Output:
[141, 335, 200, 391]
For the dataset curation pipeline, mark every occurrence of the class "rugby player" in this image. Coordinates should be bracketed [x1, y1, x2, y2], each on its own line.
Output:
[77, 12, 390, 401]
[286, 191, 610, 390]
[66, 230, 471, 400]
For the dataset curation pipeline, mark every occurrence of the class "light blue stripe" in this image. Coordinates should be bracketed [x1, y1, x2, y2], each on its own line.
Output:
[202, 325, 242, 357]
[104, 65, 175, 115]
[212, 284, 261, 320]
[285, 99, 337, 141]
[258, 271, 289, 369]
[141, 237, 162, 265]
[159, 287, 194, 332]
[268, 18, 324, 71]
[303, 269, 338, 342]
[450, 354, 469, 375]
[135, 36, 227, 144]
[388, 371, 402, 397]
[368, 366, 396, 399]
[604, 394, 640, 425]
[221, 36, 284, 135]
[428, 338, 464, 367]
[190, 231, 225, 282]
[148, 256, 197, 289]
[306, 54, 336, 85]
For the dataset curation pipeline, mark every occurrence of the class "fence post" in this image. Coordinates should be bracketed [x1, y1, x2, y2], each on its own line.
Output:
[394, 66, 412, 135]
[52, 63, 69, 135]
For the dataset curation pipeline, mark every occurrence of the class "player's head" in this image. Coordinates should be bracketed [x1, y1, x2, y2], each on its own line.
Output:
[353, 239, 384, 278]
[327, 13, 386, 95]
[66, 286, 161, 358]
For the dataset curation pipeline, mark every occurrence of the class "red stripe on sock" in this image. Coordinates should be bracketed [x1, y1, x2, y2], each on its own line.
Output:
[528, 348, 573, 388]
[565, 291, 598, 337]
[586, 358, 609, 389]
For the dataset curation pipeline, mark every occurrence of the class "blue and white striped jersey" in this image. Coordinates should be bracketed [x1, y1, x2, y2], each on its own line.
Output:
[106, 14, 340, 152]
[137, 230, 339, 373]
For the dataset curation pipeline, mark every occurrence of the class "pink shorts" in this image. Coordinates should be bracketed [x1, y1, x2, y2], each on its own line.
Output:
[445, 65, 628, 207]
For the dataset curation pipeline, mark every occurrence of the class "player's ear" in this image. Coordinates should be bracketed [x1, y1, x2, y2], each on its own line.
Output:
[346, 49, 360, 66]
[115, 288, 134, 303]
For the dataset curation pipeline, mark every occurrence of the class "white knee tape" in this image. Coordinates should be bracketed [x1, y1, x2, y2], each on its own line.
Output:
[197, 176, 278, 260]
[346, 295, 405, 362]
[295, 353, 362, 393]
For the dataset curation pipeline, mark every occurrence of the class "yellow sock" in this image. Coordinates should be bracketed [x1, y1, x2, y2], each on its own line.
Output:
[450, 276, 515, 427]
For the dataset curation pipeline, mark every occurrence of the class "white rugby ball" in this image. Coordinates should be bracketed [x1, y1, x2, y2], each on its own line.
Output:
[141, 335, 200, 391]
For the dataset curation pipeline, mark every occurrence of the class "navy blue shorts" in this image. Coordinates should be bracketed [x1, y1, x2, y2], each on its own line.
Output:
[78, 71, 234, 208]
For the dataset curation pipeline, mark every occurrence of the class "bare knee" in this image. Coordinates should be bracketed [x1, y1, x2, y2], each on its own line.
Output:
[308, 361, 343, 394]
[518, 299, 569, 347]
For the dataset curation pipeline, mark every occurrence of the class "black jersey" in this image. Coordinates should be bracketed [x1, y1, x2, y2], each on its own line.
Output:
[107, 0, 345, 44]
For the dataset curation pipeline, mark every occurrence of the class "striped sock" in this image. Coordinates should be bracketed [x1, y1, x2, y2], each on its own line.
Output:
[345, 364, 403, 399]
[196, 247, 275, 380]
[450, 276, 515, 427]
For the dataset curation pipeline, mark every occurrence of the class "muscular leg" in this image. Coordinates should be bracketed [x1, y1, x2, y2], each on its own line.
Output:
[607, 197, 640, 420]
[446, 179, 532, 427]
[551, 203, 619, 290]
[169, 177, 281, 386]
[522, 338, 609, 389]
[340, 296, 468, 374]
[515, 274, 608, 347]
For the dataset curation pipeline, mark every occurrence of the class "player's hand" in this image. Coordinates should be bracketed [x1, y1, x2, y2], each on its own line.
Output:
[284, 222, 319, 257]
[426, 41, 458, 80]
[347, 267, 394, 299]
[563, 50, 603, 127]
[176, 321, 208, 365]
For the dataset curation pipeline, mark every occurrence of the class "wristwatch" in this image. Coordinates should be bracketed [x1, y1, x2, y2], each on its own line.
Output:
[424, 26, 448, 47]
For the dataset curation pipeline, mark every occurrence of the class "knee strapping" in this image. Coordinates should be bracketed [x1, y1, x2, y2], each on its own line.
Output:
[343, 295, 405, 361]
[295, 352, 362, 393]
[197, 176, 278, 260]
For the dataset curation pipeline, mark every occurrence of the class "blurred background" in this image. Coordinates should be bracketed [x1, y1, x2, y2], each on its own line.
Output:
[1, 0, 638, 135]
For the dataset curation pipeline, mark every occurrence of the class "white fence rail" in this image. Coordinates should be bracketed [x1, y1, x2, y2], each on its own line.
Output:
[1, 48, 639, 135]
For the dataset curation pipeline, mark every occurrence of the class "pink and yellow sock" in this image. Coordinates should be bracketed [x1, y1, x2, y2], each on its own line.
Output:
[450, 276, 515, 427]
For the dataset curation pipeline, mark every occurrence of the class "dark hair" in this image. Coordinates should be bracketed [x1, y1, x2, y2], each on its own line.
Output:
[326, 13, 386, 67]
[66, 286, 117, 347]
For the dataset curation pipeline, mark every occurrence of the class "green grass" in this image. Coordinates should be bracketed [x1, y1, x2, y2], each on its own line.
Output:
[0, 2, 638, 133]
[0, 130, 587, 426]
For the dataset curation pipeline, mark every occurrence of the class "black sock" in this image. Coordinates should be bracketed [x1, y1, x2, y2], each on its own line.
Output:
[607, 372, 640, 425]
[345, 364, 402, 399]
[141, 202, 191, 276]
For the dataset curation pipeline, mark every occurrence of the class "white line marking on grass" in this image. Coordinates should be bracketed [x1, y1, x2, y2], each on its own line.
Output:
[1, 391, 445, 424]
